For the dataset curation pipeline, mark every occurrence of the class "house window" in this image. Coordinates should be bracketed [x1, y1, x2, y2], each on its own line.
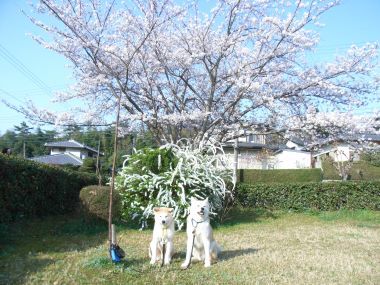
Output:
[58, 147, 65, 152]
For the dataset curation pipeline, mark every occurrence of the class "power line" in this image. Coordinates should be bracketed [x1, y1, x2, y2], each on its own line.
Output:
[5, 84, 69, 96]
[0, 43, 52, 95]
[0, 89, 25, 104]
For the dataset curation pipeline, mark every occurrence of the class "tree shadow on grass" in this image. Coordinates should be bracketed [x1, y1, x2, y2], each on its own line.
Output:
[172, 247, 259, 264]
[82, 255, 148, 272]
[220, 207, 278, 227]
[219, 247, 259, 261]
[0, 256, 54, 285]
[1, 213, 109, 253]
[0, 214, 111, 284]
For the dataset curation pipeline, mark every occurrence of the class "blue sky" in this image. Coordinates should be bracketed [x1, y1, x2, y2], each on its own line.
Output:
[0, 0, 379, 135]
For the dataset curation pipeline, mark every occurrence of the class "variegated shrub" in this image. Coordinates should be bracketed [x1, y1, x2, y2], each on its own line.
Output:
[115, 140, 233, 229]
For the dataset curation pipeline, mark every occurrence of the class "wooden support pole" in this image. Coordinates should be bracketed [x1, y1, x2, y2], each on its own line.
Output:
[108, 94, 121, 247]
[111, 224, 117, 245]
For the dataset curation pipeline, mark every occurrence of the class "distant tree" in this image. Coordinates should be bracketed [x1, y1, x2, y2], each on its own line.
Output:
[44, 130, 58, 142]
[30, 127, 49, 156]
[14, 122, 33, 137]
[79, 158, 97, 173]
[13, 122, 33, 157]
[135, 130, 158, 150]
[62, 125, 83, 141]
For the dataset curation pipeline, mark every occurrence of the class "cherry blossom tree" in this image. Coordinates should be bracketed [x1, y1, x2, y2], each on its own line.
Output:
[9, 0, 380, 146]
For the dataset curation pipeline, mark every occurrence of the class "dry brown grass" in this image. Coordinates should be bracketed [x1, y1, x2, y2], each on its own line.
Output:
[1, 209, 379, 284]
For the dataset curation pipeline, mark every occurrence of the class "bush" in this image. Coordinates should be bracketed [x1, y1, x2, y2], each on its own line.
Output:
[322, 159, 380, 181]
[236, 181, 380, 211]
[79, 185, 121, 223]
[239, 168, 323, 183]
[0, 155, 97, 223]
[116, 141, 233, 229]
[124, 147, 178, 175]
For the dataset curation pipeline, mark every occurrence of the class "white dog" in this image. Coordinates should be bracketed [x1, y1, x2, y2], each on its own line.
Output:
[181, 197, 221, 268]
[149, 207, 175, 265]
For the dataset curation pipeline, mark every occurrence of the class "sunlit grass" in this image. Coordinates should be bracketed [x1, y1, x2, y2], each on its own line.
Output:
[1, 209, 379, 284]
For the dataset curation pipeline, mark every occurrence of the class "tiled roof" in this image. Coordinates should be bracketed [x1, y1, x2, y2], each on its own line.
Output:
[288, 137, 305, 146]
[30, 153, 83, 166]
[360, 134, 380, 141]
[44, 139, 103, 155]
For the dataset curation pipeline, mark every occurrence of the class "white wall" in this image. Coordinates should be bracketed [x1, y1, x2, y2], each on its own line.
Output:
[223, 149, 266, 169]
[222, 146, 313, 169]
[50, 147, 88, 159]
[273, 150, 311, 169]
[224, 153, 268, 169]
[223, 149, 312, 169]
[333, 146, 350, 162]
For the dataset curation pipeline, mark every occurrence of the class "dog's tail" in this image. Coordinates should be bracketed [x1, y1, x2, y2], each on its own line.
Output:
[211, 242, 222, 260]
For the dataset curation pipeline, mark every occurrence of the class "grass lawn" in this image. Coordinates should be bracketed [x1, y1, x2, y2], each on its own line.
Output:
[1, 209, 379, 285]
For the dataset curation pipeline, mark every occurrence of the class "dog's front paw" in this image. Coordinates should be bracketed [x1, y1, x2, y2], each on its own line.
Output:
[181, 262, 189, 269]
[164, 259, 171, 265]
[204, 262, 211, 268]
[150, 260, 156, 265]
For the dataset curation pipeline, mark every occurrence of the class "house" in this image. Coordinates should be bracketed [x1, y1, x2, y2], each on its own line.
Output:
[30, 139, 103, 166]
[312, 134, 380, 168]
[222, 134, 312, 169]
[273, 138, 312, 169]
[223, 131, 380, 170]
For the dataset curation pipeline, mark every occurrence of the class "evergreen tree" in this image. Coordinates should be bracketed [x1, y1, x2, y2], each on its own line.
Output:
[0, 130, 17, 153]
[14, 122, 33, 157]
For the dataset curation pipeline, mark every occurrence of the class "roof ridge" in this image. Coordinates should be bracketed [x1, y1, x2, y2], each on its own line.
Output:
[65, 152, 84, 163]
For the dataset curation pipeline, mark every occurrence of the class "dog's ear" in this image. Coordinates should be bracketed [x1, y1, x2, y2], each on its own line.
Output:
[168, 208, 174, 214]
[190, 197, 197, 203]
[204, 197, 209, 203]
[153, 207, 160, 213]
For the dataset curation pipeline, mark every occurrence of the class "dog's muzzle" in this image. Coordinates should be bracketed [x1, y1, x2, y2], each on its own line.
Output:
[198, 207, 205, 216]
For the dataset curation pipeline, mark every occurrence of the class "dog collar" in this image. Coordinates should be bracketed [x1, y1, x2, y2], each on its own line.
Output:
[191, 217, 209, 232]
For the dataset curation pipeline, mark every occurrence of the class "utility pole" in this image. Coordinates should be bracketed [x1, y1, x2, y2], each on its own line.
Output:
[131, 134, 136, 154]
[23, 141, 26, 158]
[233, 137, 238, 184]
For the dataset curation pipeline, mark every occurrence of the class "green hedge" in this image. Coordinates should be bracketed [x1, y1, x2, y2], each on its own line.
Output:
[0, 155, 98, 223]
[236, 181, 380, 211]
[239, 168, 323, 183]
